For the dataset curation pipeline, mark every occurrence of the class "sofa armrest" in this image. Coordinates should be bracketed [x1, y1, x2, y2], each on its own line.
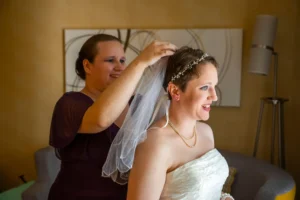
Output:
[220, 150, 295, 200]
[22, 146, 60, 200]
[35, 146, 60, 182]
[21, 181, 53, 200]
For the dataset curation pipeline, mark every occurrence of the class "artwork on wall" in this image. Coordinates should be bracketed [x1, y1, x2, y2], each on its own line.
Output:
[64, 28, 243, 107]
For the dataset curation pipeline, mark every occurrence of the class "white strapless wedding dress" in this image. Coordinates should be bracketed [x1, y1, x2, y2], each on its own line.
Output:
[160, 148, 229, 200]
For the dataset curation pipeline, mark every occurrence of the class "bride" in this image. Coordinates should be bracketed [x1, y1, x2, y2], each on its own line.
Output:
[102, 46, 234, 200]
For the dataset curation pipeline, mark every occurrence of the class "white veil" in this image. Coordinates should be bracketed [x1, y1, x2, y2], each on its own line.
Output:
[102, 57, 170, 184]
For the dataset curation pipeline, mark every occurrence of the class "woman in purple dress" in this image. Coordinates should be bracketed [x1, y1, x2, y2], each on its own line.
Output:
[48, 34, 177, 200]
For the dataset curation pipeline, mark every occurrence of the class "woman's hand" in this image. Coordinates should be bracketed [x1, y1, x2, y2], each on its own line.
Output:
[133, 40, 177, 67]
[220, 193, 234, 200]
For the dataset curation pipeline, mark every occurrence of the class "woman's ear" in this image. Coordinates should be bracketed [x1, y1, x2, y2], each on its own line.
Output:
[83, 59, 92, 75]
[168, 83, 180, 101]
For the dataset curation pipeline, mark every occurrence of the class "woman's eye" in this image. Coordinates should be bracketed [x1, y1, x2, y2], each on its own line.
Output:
[200, 86, 209, 91]
[105, 59, 114, 63]
[120, 59, 126, 64]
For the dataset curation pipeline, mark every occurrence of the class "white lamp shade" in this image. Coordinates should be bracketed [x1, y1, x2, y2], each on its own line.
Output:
[248, 15, 278, 75]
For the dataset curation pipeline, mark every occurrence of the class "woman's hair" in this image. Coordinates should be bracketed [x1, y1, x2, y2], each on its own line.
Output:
[75, 34, 121, 80]
[163, 46, 218, 99]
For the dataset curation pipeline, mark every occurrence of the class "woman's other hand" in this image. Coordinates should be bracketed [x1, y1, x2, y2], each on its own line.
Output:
[134, 40, 177, 67]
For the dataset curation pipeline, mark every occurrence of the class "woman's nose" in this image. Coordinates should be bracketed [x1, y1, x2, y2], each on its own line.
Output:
[114, 62, 125, 71]
[208, 88, 218, 102]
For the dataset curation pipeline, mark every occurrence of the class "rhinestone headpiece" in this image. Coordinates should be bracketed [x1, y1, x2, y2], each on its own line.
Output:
[171, 53, 209, 82]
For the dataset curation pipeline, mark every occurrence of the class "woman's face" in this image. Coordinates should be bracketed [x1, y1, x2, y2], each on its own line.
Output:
[87, 40, 126, 91]
[178, 63, 218, 121]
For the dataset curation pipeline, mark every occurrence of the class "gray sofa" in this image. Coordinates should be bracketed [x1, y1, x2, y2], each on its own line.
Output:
[22, 146, 296, 200]
[221, 150, 295, 199]
[22, 146, 60, 200]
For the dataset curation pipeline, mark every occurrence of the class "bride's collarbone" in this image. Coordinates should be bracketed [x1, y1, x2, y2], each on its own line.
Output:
[159, 125, 214, 171]
[168, 141, 213, 171]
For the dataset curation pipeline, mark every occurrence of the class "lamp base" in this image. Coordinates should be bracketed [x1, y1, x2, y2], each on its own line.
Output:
[253, 97, 289, 169]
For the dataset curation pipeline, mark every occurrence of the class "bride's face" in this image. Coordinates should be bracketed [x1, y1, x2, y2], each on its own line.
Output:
[178, 63, 218, 121]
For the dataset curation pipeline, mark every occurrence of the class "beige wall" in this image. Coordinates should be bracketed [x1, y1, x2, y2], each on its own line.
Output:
[0, 0, 299, 195]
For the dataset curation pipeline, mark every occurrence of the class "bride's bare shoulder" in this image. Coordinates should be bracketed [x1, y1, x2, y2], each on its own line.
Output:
[136, 119, 174, 154]
[196, 121, 213, 131]
[196, 121, 214, 141]
[133, 123, 173, 170]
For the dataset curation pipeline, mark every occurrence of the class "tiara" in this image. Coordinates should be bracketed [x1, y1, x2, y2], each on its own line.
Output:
[171, 53, 209, 82]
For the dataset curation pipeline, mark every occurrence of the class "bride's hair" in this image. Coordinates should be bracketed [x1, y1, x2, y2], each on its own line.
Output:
[163, 46, 218, 99]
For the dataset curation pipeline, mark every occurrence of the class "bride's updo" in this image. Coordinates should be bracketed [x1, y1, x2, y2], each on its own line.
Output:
[163, 46, 218, 99]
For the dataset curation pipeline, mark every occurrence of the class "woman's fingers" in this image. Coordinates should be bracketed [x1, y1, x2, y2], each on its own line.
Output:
[155, 49, 175, 57]
[163, 49, 176, 57]
[157, 42, 177, 52]
[153, 42, 177, 57]
[133, 40, 177, 67]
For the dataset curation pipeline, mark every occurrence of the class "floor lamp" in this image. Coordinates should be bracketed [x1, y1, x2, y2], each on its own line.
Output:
[248, 15, 288, 169]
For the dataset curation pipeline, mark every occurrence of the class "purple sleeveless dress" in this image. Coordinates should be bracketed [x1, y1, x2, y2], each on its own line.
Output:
[48, 92, 127, 200]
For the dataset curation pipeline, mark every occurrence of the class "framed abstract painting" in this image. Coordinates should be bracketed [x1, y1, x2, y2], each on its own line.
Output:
[64, 28, 243, 107]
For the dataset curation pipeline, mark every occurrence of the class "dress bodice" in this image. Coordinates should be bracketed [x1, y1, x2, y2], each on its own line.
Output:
[160, 149, 229, 200]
